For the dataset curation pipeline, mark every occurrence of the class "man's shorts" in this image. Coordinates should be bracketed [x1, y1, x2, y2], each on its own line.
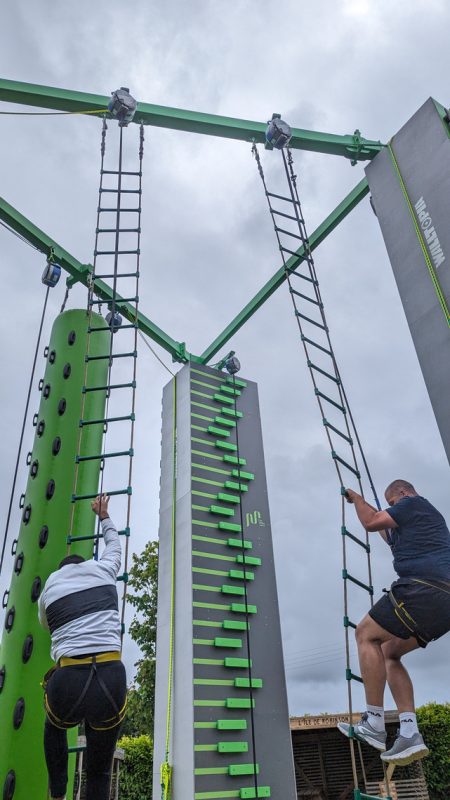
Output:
[369, 577, 450, 648]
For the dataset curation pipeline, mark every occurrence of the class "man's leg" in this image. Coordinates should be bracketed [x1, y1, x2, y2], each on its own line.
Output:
[380, 636, 429, 764]
[83, 661, 127, 799]
[84, 720, 121, 800]
[355, 613, 394, 705]
[44, 717, 68, 800]
[337, 614, 395, 750]
[382, 635, 419, 712]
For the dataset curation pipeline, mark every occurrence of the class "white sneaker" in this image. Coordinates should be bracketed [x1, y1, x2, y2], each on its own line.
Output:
[337, 712, 387, 751]
[381, 732, 429, 765]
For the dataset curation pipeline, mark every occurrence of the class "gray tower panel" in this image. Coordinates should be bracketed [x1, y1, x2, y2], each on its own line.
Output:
[366, 98, 450, 463]
[153, 366, 194, 799]
[153, 363, 296, 800]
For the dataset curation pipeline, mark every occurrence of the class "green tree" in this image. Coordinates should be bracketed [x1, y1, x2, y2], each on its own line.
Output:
[416, 702, 450, 800]
[121, 540, 158, 737]
[118, 735, 153, 800]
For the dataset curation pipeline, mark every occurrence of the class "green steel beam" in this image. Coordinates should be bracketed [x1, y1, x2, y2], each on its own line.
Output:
[0, 78, 384, 161]
[199, 177, 370, 364]
[0, 177, 370, 364]
[0, 195, 191, 363]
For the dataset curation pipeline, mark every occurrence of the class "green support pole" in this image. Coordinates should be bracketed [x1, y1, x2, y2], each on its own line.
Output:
[0, 195, 191, 364]
[0, 310, 109, 800]
[200, 178, 370, 363]
[0, 178, 369, 367]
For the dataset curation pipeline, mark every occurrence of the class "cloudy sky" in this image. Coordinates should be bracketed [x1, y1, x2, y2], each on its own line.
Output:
[1, 0, 449, 719]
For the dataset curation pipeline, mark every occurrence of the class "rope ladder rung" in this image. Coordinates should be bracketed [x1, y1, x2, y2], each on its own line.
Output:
[342, 569, 373, 595]
[341, 527, 370, 553]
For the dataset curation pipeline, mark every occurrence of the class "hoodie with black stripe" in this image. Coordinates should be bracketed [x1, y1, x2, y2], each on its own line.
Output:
[38, 517, 122, 662]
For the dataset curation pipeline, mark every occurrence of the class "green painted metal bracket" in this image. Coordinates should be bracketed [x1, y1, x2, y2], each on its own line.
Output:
[200, 177, 370, 363]
[0, 78, 384, 161]
[0, 195, 191, 363]
[200, 178, 369, 364]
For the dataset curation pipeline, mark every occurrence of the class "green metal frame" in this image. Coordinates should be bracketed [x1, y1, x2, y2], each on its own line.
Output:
[200, 178, 369, 362]
[0, 196, 190, 362]
[0, 78, 383, 160]
[0, 78, 384, 363]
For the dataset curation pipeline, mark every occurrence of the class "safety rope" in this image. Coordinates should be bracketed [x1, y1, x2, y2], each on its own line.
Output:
[0, 219, 41, 251]
[232, 372, 259, 798]
[0, 108, 108, 116]
[252, 142, 392, 796]
[138, 331, 175, 377]
[0, 286, 50, 576]
[160, 376, 177, 800]
[59, 283, 71, 314]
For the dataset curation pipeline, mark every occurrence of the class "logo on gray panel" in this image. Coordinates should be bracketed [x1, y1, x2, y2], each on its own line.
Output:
[245, 510, 266, 528]
[414, 197, 446, 268]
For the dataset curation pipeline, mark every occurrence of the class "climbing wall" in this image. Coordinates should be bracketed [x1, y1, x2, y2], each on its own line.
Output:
[0, 310, 109, 800]
[366, 98, 450, 464]
[153, 363, 296, 800]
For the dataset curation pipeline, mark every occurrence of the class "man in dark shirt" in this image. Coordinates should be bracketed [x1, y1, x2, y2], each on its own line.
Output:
[337, 479, 450, 766]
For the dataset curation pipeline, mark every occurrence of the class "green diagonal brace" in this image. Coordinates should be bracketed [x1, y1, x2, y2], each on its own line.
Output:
[0, 195, 190, 362]
[0, 78, 384, 161]
[200, 177, 370, 363]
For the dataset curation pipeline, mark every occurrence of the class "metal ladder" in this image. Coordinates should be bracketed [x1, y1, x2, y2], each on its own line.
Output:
[252, 142, 392, 800]
[67, 117, 144, 636]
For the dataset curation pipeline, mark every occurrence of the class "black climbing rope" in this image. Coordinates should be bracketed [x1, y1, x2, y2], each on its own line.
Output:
[0, 286, 50, 576]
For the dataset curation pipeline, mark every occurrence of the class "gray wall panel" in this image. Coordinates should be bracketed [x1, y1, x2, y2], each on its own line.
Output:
[173, 366, 195, 797]
[366, 98, 450, 463]
[154, 363, 296, 799]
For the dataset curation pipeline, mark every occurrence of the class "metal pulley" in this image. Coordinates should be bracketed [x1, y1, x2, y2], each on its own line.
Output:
[265, 113, 292, 150]
[108, 87, 137, 126]
[224, 354, 241, 375]
[41, 250, 61, 287]
[105, 309, 123, 332]
[217, 350, 241, 375]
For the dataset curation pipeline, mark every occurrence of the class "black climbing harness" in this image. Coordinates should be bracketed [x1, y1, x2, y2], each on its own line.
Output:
[43, 655, 127, 731]
[388, 577, 450, 647]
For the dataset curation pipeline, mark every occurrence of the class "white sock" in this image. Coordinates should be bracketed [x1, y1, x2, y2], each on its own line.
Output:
[366, 704, 385, 731]
[399, 711, 419, 738]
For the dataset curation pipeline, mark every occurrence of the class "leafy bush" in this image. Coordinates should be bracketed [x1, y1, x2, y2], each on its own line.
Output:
[118, 734, 153, 800]
[416, 702, 450, 800]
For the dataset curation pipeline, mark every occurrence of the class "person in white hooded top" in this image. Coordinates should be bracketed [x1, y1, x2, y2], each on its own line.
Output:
[39, 494, 127, 800]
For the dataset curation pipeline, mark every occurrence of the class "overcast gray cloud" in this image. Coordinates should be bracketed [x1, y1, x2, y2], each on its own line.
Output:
[1, 0, 449, 718]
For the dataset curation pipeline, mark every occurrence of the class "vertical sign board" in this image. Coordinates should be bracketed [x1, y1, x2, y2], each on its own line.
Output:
[365, 98, 450, 464]
[153, 363, 296, 800]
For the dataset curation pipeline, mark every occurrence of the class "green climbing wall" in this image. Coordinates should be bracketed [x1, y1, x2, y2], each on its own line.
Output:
[0, 309, 109, 800]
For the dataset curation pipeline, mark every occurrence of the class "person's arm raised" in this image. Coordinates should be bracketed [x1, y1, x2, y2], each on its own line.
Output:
[345, 488, 397, 536]
[91, 494, 122, 577]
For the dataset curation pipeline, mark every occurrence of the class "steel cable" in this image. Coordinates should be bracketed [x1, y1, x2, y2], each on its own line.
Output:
[0, 286, 50, 576]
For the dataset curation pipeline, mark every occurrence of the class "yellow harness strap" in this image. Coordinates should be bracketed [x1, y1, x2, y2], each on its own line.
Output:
[59, 651, 121, 667]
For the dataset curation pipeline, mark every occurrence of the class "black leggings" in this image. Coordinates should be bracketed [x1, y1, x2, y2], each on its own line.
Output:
[44, 660, 127, 800]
